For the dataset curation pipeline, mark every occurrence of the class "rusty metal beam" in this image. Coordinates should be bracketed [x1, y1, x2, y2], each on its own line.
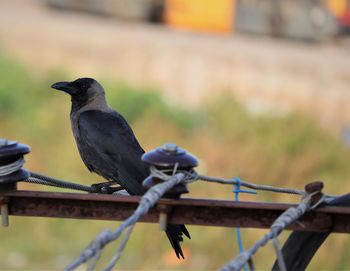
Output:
[2, 190, 350, 233]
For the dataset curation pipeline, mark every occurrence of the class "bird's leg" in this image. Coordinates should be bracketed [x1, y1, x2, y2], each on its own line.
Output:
[91, 181, 124, 194]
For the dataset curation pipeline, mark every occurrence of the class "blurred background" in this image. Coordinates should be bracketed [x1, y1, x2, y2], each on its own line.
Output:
[1, 0, 350, 270]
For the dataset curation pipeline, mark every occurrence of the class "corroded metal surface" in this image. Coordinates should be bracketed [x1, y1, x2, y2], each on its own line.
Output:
[1, 190, 350, 233]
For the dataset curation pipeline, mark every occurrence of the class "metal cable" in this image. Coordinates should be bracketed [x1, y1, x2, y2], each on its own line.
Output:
[103, 225, 135, 271]
[219, 191, 323, 271]
[65, 171, 189, 271]
[194, 174, 306, 196]
[25, 167, 306, 196]
[0, 158, 25, 176]
[273, 238, 287, 271]
[25, 172, 98, 193]
[63, 165, 329, 271]
[150, 167, 305, 196]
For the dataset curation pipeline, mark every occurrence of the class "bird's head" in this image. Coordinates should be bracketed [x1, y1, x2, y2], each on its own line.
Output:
[51, 77, 105, 107]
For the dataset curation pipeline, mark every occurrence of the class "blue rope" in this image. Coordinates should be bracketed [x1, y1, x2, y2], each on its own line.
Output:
[233, 177, 257, 271]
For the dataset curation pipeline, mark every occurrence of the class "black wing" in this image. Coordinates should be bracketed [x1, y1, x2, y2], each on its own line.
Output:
[77, 110, 189, 258]
[77, 110, 149, 195]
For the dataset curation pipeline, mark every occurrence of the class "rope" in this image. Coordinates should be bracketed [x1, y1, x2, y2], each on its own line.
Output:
[219, 191, 324, 271]
[0, 158, 25, 176]
[65, 171, 189, 271]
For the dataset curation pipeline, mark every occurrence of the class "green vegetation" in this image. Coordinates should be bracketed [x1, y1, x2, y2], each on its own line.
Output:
[1, 53, 350, 270]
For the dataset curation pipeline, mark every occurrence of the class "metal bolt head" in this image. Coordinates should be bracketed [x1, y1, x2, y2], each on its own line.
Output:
[305, 181, 324, 193]
[0, 139, 18, 148]
[159, 143, 185, 156]
[162, 143, 178, 153]
[0, 139, 8, 147]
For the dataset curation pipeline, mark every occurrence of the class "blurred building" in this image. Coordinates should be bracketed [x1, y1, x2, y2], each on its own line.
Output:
[43, 0, 350, 41]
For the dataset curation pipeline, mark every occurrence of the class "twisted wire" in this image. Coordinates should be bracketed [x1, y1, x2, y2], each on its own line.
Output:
[195, 174, 306, 196]
[25, 172, 98, 193]
[219, 191, 323, 271]
[0, 158, 25, 176]
[4, 162, 326, 271]
[65, 171, 189, 271]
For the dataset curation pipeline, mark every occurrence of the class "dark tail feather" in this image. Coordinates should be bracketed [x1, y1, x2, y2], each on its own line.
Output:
[180, 224, 191, 239]
[165, 224, 191, 259]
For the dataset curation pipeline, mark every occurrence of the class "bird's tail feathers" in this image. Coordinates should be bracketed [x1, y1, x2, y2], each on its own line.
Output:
[166, 224, 191, 259]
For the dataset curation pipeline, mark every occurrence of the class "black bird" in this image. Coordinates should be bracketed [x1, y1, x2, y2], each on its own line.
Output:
[51, 77, 190, 258]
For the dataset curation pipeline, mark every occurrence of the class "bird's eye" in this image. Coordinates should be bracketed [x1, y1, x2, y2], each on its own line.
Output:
[81, 85, 87, 90]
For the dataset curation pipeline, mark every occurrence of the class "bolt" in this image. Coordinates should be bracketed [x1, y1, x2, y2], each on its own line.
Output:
[0, 197, 9, 227]
[159, 212, 167, 231]
[162, 143, 178, 153]
[157, 204, 172, 231]
[0, 139, 8, 147]
[305, 181, 324, 194]
[305, 181, 324, 206]
[1, 204, 8, 227]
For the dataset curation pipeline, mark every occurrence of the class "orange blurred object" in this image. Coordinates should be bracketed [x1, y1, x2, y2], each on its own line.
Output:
[327, 0, 348, 17]
[327, 0, 350, 26]
[165, 0, 235, 33]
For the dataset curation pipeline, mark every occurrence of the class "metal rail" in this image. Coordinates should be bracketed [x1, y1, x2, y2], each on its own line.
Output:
[2, 190, 350, 233]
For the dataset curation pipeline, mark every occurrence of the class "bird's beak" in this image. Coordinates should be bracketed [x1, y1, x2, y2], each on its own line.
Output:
[51, 81, 77, 95]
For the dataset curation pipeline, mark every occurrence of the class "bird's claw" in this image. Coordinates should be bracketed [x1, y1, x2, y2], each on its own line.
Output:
[91, 181, 124, 194]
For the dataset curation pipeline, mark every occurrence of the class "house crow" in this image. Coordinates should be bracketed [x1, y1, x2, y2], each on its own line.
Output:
[51, 77, 190, 259]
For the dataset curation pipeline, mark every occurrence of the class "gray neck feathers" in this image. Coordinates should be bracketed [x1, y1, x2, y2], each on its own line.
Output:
[71, 93, 111, 115]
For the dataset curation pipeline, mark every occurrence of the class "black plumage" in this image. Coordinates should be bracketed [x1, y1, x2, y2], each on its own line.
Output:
[51, 77, 190, 258]
[78, 110, 148, 195]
